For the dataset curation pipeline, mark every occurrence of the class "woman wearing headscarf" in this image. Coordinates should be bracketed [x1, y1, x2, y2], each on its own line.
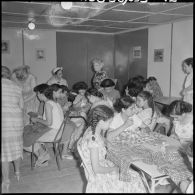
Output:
[2, 66, 24, 193]
[47, 67, 68, 87]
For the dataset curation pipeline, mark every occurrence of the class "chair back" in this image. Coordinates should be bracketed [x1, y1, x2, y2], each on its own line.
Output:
[77, 138, 96, 181]
[54, 115, 69, 142]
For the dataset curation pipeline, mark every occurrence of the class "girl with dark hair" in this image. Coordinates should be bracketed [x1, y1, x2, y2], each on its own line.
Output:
[86, 88, 113, 109]
[144, 76, 163, 99]
[80, 105, 145, 193]
[107, 91, 157, 141]
[100, 78, 121, 104]
[181, 57, 193, 105]
[168, 100, 193, 146]
[24, 84, 64, 167]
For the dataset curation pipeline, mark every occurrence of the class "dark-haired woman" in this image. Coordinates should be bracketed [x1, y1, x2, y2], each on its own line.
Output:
[181, 57, 193, 105]
[80, 105, 145, 193]
[168, 100, 193, 146]
[100, 78, 120, 104]
[24, 84, 64, 166]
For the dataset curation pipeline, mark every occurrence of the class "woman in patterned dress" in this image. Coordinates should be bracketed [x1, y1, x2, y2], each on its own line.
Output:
[2, 66, 24, 192]
[79, 105, 146, 193]
[12, 65, 39, 125]
[91, 58, 108, 90]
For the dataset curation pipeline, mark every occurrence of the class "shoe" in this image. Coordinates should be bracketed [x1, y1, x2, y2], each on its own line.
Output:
[15, 171, 20, 181]
[35, 152, 50, 167]
[2, 180, 10, 193]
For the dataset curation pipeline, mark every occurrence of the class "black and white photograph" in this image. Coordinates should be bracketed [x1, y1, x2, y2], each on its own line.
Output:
[154, 49, 164, 62]
[36, 49, 46, 60]
[1, 1, 193, 194]
[2, 40, 10, 53]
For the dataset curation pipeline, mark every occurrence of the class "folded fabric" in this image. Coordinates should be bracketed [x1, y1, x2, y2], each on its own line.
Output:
[23, 123, 52, 147]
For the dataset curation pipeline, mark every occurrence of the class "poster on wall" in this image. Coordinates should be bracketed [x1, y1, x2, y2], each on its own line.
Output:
[132, 46, 141, 59]
[2, 40, 10, 54]
[36, 48, 46, 60]
[154, 49, 164, 62]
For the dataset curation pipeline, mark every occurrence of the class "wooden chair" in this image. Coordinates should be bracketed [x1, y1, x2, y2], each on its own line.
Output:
[31, 115, 69, 171]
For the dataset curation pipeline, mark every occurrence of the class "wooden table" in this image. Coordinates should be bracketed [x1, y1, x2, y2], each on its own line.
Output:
[106, 131, 192, 193]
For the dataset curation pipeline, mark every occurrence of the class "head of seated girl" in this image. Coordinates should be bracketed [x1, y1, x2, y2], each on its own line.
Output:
[165, 100, 192, 120]
[113, 96, 135, 117]
[86, 88, 103, 104]
[91, 58, 104, 73]
[100, 78, 115, 93]
[59, 85, 69, 99]
[72, 81, 88, 96]
[182, 57, 193, 74]
[34, 83, 49, 102]
[143, 80, 153, 94]
[87, 105, 114, 139]
[36, 84, 62, 102]
[136, 91, 155, 115]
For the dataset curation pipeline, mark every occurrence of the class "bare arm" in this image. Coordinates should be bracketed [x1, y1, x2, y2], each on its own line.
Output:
[31, 102, 53, 126]
[107, 118, 133, 141]
[90, 147, 118, 174]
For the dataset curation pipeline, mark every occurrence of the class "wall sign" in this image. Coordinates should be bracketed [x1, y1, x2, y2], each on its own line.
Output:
[36, 48, 46, 60]
[154, 49, 164, 62]
[133, 46, 142, 59]
[2, 40, 10, 54]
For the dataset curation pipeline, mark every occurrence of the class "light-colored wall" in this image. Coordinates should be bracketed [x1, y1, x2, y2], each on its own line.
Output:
[2, 28, 56, 84]
[147, 18, 193, 97]
[147, 23, 172, 96]
[171, 19, 193, 97]
[2, 28, 23, 70]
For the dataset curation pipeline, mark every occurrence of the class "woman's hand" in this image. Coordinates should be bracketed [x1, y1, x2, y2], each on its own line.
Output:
[111, 166, 119, 174]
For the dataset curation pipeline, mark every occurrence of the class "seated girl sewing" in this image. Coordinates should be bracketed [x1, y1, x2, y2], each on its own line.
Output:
[107, 91, 158, 141]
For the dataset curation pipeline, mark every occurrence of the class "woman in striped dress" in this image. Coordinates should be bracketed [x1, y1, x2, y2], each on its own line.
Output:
[2, 66, 24, 192]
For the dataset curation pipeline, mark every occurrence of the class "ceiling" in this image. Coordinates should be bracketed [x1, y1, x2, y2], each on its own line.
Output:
[2, 1, 193, 34]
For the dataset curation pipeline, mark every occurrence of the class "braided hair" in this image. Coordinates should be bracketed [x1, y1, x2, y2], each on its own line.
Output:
[87, 105, 114, 141]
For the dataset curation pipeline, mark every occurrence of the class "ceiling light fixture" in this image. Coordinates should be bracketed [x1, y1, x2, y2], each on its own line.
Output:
[28, 21, 35, 30]
[60, 2, 73, 10]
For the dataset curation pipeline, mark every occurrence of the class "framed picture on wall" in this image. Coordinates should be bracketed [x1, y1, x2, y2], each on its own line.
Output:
[154, 49, 164, 62]
[2, 40, 10, 54]
[133, 46, 141, 59]
[36, 48, 46, 60]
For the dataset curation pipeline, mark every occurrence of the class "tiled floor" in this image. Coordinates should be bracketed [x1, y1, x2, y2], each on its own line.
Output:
[5, 149, 87, 193]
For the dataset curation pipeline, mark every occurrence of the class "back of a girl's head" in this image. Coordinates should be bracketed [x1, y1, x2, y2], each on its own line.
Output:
[34, 83, 49, 94]
[72, 81, 88, 93]
[128, 87, 142, 98]
[183, 57, 193, 68]
[44, 84, 61, 100]
[60, 85, 69, 93]
[87, 105, 114, 127]
[86, 88, 103, 98]
[113, 96, 135, 113]
[163, 100, 192, 117]
[100, 78, 115, 88]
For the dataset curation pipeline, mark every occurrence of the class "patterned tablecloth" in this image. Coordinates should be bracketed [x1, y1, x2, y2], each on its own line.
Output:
[106, 131, 192, 184]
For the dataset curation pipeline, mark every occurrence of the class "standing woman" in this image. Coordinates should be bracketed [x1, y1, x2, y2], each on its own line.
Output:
[181, 57, 193, 105]
[91, 58, 108, 90]
[47, 67, 68, 87]
[12, 65, 39, 125]
[2, 66, 24, 192]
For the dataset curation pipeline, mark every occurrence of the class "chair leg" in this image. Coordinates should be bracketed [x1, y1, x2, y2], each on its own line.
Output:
[53, 143, 61, 171]
[31, 144, 35, 170]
